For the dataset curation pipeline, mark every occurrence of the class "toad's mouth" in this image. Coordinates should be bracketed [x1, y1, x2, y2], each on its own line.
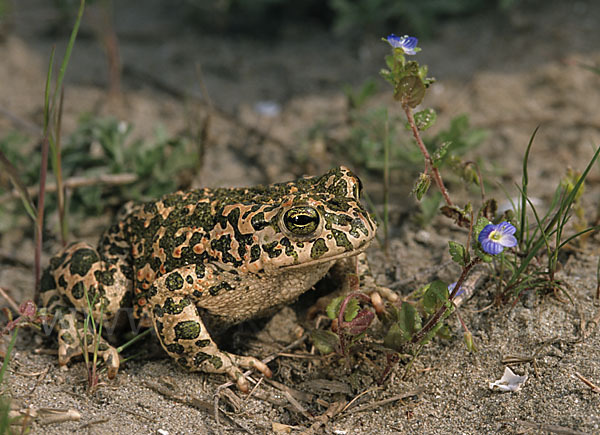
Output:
[274, 237, 373, 271]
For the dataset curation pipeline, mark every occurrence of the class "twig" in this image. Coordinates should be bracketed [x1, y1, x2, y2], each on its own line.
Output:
[0, 286, 21, 313]
[347, 389, 423, 413]
[213, 333, 309, 427]
[574, 371, 600, 393]
[506, 419, 589, 435]
[577, 305, 600, 342]
[0, 173, 138, 203]
[299, 400, 345, 435]
[340, 386, 381, 413]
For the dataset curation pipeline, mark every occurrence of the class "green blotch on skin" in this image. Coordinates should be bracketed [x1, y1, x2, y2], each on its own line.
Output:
[94, 269, 115, 286]
[60, 332, 75, 345]
[166, 343, 185, 355]
[195, 263, 205, 279]
[280, 237, 298, 261]
[208, 281, 233, 296]
[163, 297, 191, 315]
[250, 245, 261, 263]
[350, 217, 369, 238]
[71, 281, 85, 300]
[195, 339, 211, 348]
[262, 241, 282, 259]
[40, 270, 56, 292]
[332, 229, 353, 251]
[194, 352, 211, 367]
[310, 238, 329, 259]
[210, 356, 223, 369]
[251, 212, 269, 231]
[69, 248, 99, 276]
[174, 320, 201, 340]
[166, 272, 184, 291]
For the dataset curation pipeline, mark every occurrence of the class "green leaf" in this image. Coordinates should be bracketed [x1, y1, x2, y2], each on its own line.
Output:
[448, 241, 466, 266]
[326, 296, 343, 320]
[432, 141, 451, 168]
[413, 108, 437, 131]
[397, 303, 422, 341]
[474, 245, 494, 263]
[343, 298, 360, 322]
[422, 280, 449, 315]
[310, 330, 339, 355]
[383, 322, 406, 351]
[395, 75, 426, 108]
[412, 173, 431, 201]
[473, 216, 491, 238]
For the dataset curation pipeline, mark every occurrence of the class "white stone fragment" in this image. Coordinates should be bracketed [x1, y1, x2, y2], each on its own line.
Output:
[489, 367, 528, 392]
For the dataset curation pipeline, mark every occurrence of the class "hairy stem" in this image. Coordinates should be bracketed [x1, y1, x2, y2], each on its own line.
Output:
[403, 105, 453, 207]
[410, 257, 481, 344]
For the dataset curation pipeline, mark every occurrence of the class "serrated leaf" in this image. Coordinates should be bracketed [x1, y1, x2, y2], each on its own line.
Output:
[413, 108, 437, 131]
[395, 75, 426, 107]
[397, 303, 422, 340]
[448, 241, 466, 266]
[326, 297, 344, 320]
[383, 322, 406, 351]
[343, 298, 361, 322]
[422, 280, 449, 315]
[432, 141, 451, 168]
[310, 329, 339, 355]
[412, 173, 431, 201]
[440, 205, 471, 228]
[481, 199, 498, 221]
[474, 245, 494, 263]
[473, 216, 492, 236]
[346, 309, 375, 335]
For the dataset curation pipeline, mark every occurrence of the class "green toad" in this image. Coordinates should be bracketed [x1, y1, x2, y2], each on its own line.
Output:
[41, 166, 378, 391]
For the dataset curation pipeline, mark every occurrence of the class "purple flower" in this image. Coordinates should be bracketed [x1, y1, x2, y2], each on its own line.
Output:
[386, 34, 419, 55]
[478, 221, 517, 255]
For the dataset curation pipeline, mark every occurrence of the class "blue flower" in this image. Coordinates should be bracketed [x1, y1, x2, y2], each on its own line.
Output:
[478, 221, 517, 255]
[448, 282, 464, 298]
[386, 34, 419, 55]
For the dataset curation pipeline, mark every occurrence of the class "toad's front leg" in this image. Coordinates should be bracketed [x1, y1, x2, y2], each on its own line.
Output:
[147, 265, 271, 392]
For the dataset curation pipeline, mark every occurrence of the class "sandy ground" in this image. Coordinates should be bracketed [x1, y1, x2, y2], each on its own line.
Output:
[1, 0, 600, 433]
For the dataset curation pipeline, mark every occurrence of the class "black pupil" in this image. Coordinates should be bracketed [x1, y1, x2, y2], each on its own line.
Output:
[292, 214, 315, 226]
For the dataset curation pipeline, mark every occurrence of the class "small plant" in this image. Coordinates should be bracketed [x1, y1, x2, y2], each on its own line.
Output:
[313, 33, 599, 384]
[312, 292, 375, 360]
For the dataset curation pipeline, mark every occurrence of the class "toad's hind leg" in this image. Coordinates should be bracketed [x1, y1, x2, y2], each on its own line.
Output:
[148, 265, 272, 393]
[40, 240, 132, 377]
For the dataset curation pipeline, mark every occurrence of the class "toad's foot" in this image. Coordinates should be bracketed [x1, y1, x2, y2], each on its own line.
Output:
[57, 312, 120, 379]
[177, 348, 272, 393]
[149, 282, 272, 393]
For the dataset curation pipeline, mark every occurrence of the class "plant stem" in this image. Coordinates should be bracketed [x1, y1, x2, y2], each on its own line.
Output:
[0, 328, 19, 385]
[383, 110, 390, 254]
[403, 105, 453, 207]
[34, 136, 49, 303]
[410, 258, 480, 344]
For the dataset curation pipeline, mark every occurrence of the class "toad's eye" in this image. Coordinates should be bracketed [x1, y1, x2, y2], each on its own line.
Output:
[283, 207, 320, 237]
